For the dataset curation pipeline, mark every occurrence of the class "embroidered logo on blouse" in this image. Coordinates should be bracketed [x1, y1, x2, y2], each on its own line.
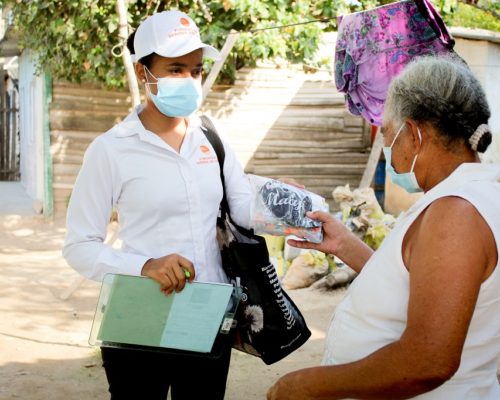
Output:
[197, 145, 217, 164]
[200, 145, 211, 154]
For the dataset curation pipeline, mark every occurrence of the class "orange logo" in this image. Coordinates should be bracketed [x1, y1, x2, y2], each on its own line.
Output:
[200, 145, 210, 154]
[180, 17, 190, 26]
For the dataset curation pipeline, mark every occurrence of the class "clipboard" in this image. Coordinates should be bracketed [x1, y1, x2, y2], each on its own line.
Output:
[89, 274, 241, 358]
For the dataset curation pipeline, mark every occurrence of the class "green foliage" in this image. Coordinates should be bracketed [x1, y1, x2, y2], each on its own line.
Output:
[0, 0, 316, 87]
[436, 0, 459, 16]
[445, 2, 500, 32]
[0, 0, 139, 87]
[0, 0, 498, 88]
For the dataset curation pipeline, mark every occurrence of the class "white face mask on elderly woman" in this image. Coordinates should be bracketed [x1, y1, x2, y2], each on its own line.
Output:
[382, 123, 423, 194]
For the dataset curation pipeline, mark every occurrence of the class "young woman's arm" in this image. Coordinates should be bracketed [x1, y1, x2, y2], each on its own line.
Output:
[62, 139, 150, 281]
[216, 127, 253, 229]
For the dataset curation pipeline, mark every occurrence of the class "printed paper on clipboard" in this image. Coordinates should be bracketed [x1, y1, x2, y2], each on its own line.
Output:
[89, 274, 240, 354]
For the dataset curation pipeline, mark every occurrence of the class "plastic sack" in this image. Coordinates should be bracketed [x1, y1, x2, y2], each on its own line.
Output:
[282, 252, 330, 290]
[332, 185, 395, 250]
[248, 175, 329, 243]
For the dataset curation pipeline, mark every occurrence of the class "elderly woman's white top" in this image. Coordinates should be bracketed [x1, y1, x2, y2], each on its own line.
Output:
[323, 163, 500, 399]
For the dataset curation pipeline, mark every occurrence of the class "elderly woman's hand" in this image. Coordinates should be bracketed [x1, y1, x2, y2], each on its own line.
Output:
[288, 211, 374, 273]
[287, 211, 349, 255]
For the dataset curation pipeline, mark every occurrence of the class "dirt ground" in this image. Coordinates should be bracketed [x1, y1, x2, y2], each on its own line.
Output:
[2, 215, 499, 400]
[0, 215, 347, 400]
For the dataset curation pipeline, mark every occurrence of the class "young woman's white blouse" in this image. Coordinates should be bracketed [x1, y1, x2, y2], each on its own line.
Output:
[63, 106, 252, 283]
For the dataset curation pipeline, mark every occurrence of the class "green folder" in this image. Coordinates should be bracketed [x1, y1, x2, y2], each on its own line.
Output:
[90, 274, 238, 354]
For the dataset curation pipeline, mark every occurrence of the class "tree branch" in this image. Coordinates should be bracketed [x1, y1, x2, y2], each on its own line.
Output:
[116, 0, 141, 107]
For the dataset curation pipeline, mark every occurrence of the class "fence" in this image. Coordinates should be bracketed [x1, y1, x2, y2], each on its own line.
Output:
[0, 70, 19, 181]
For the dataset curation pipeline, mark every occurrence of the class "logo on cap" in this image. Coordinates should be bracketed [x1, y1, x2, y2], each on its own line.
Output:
[180, 17, 190, 26]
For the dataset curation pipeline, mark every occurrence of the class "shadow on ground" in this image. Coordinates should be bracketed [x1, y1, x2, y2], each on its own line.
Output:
[0, 354, 107, 400]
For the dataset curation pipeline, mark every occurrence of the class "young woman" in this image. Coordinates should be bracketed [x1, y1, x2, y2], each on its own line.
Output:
[64, 10, 252, 399]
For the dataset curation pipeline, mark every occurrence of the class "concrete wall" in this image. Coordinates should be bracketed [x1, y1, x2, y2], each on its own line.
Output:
[454, 32, 500, 164]
[454, 37, 499, 116]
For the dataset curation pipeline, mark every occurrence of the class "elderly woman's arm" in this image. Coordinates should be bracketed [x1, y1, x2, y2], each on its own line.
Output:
[287, 211, 374, 273]
[268, 196, 496, 399]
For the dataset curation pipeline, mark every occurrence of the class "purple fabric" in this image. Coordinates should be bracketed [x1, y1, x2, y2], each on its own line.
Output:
[335, 0, 454, 126]
[414, 0, 454, 49]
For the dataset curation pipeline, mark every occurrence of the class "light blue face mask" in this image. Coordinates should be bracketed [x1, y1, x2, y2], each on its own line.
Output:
[382, 123, 423, 194]
[144, 66, 202, 117]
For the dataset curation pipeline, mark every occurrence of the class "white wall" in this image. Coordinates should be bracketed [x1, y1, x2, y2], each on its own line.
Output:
[18, 51, 45, 204]
[454, 37, 500, 163]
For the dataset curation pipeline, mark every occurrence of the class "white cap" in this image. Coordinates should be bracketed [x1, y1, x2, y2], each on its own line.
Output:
[132, 10, 221, 62]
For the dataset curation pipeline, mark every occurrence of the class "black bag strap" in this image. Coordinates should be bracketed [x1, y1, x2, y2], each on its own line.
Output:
[200, 115, 230, 215]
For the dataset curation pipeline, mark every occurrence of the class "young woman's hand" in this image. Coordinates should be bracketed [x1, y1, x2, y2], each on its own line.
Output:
[141, 254, 195, 295]
[277, 177, 305, 190]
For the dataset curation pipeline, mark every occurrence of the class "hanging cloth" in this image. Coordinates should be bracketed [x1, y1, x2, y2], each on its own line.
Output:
[334, 0, 454, 126]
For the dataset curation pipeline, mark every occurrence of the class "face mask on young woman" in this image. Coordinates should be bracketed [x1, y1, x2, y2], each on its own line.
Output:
[143, 66, 202, 118]
[382, 122, 423, 194]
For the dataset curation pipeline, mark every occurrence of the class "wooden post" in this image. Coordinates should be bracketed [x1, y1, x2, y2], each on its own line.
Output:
[359, 127, 383, 189]
[116, 0, 141, 107]
[202, 30, 239, 102]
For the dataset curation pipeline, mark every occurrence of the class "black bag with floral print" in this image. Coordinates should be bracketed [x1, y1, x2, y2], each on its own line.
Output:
[201, 116, 311, 365]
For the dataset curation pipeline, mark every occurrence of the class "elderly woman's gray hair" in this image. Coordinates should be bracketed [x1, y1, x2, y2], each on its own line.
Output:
[383, 56, 492, 153]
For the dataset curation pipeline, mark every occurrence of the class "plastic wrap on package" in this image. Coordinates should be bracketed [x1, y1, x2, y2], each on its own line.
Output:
[248, 175, 329, 243]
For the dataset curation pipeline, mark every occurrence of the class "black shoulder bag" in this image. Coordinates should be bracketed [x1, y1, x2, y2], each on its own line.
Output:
[201, 115, 311, 365]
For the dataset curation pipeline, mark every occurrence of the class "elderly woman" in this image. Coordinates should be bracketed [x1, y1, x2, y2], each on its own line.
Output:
[268, 56, 500, 399]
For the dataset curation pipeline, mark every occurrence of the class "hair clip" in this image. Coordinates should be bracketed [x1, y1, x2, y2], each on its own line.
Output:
[469, 124, 489, 151]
